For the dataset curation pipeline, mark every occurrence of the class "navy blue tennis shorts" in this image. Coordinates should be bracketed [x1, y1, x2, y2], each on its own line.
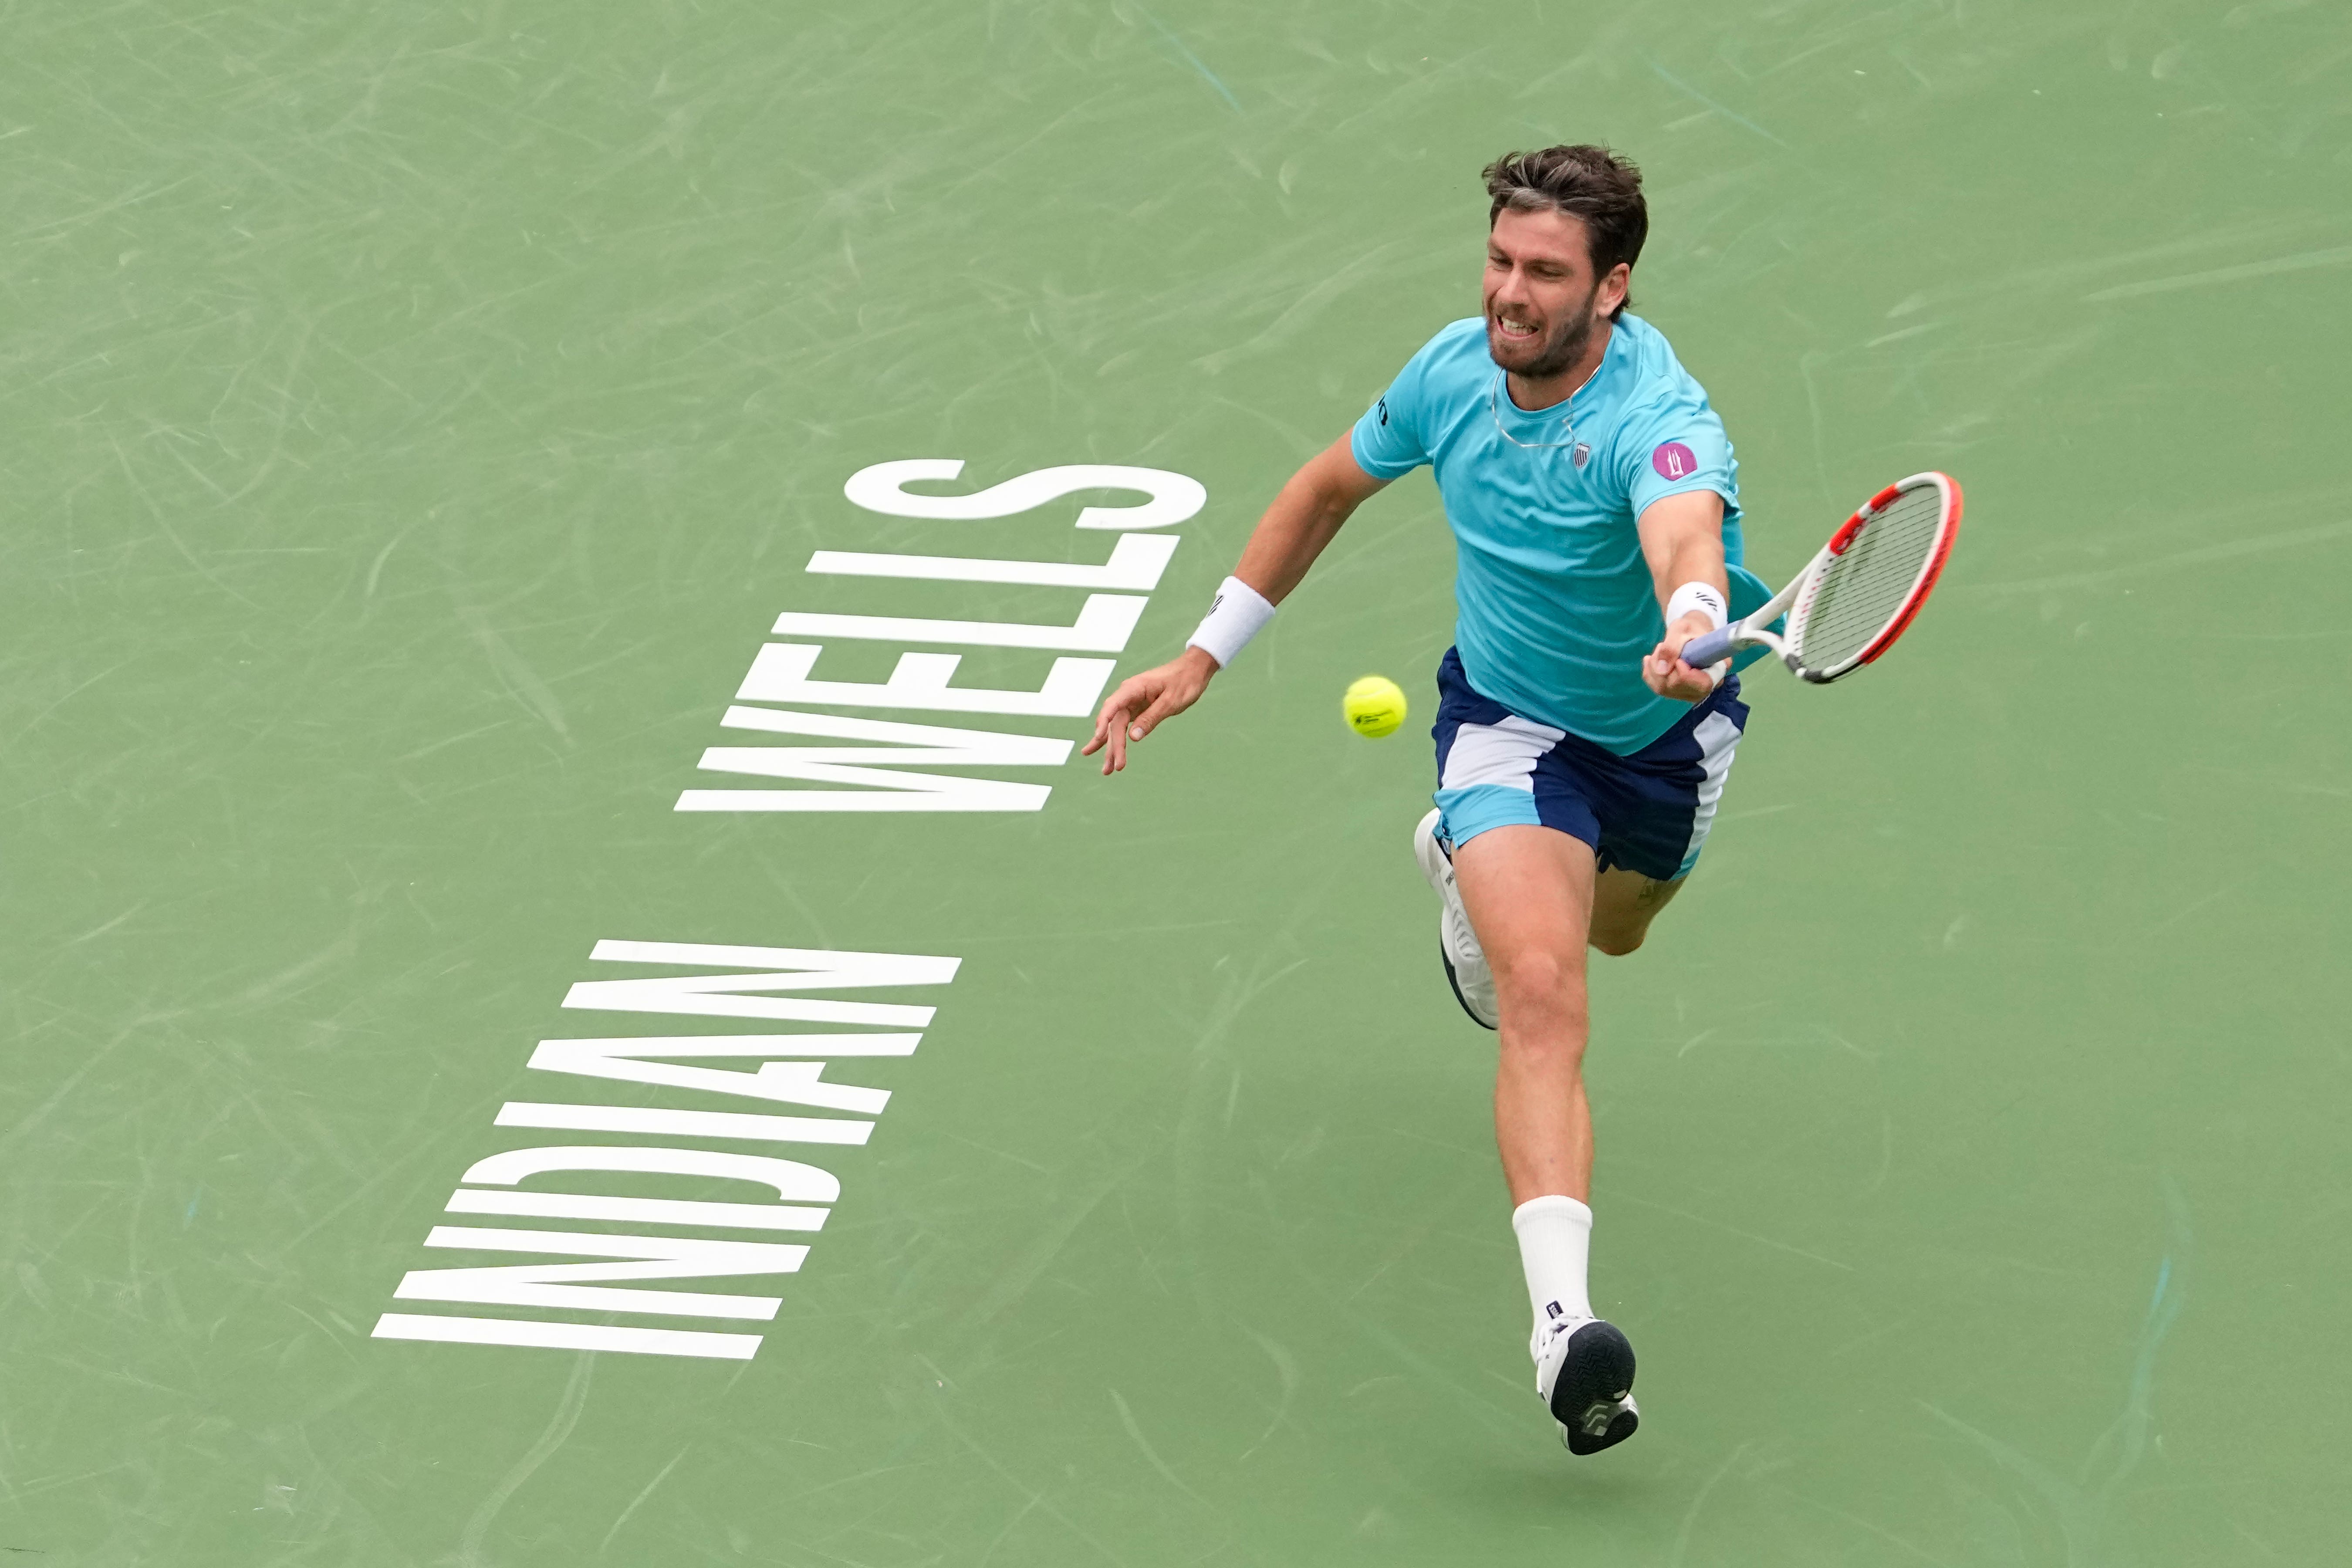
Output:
[1430, 647, 1750, 882]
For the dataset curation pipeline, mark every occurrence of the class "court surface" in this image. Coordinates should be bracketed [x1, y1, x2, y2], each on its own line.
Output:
[5, 1, 2349, 1562]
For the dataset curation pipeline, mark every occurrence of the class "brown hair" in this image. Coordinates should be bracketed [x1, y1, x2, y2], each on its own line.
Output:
[1482, 145, 1648, 320]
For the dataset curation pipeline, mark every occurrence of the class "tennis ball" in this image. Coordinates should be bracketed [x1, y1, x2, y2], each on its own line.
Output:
[1343, 675, 1409, 739]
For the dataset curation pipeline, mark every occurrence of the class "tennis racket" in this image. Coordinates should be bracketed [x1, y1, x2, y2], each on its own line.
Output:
[1681, 472, 1962, 683]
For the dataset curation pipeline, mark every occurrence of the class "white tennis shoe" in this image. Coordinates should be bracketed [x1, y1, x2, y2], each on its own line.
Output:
[1534, 1314, 1640, 1456]
[1412, 808, 1497, 1029]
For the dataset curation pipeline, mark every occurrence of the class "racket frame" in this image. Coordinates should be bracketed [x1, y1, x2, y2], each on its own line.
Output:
[1689, 471, 1961, 684]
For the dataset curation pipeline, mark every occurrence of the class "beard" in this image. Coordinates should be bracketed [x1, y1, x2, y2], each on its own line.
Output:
[1487, 286, 1599, 379]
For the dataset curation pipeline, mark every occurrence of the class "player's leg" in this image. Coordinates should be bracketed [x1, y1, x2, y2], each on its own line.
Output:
[1416, 649, 1570, 1031]
[1450, 823, 1598, 1203]
[1415, 647, 1639, 1452]
[1579, 676, 1749, 956]
[1450, 822, 1639, 1455]
[1587, 865, 1685, 956]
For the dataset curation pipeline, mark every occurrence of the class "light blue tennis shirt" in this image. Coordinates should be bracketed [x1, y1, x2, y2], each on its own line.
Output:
[1351, 313, 1754, 755]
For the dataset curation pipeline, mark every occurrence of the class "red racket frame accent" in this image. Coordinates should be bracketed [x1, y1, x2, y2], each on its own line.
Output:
[1828, 484, 1904, 555]
[1855, 474, 1963, 667]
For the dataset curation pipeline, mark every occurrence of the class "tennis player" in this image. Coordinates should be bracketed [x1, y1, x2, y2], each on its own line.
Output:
[1083, 145, 1757, 1456]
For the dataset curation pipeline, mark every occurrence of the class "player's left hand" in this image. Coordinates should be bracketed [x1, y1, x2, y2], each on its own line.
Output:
[1082, 647, 1218, 775]
[1643, 618, 1721, 703]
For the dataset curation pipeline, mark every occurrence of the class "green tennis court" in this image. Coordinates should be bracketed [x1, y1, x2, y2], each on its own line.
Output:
[5, 1, 2348, 1561]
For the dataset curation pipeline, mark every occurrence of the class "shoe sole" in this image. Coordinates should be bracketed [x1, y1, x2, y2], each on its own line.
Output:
[1437, 939, 1497, 1032]
[1414, 813, 1498, 1031]
[1412, 808, 1450, 890]
[1550, 1320, 1639, 1456]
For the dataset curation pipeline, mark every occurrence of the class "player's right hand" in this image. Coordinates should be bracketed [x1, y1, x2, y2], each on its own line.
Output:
[1643, 615, 1723, 703]
[1083, 647, 1218, 775]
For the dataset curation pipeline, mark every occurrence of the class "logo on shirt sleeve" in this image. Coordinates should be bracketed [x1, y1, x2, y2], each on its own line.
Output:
[1652, 441, 1698, 480]
[1378, 398, 1390, 426]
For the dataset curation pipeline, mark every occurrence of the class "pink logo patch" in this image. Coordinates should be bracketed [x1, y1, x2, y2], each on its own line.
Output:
[1652, 442, 1698, 480]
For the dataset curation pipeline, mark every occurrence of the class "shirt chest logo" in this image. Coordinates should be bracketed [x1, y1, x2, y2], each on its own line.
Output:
[1652, 442, 1697, 480]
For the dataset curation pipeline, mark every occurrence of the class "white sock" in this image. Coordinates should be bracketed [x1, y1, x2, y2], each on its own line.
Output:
[1512, 1195, 1595, 1354]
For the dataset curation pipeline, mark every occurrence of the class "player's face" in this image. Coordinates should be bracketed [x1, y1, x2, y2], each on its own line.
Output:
[1484, 208, 1624, 380]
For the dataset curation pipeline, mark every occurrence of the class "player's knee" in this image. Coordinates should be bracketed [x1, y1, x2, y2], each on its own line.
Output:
[1491, 945, 1583, 1010]
[1589, 923, 1647, 957]
[1497, 1005, 1588, 1074]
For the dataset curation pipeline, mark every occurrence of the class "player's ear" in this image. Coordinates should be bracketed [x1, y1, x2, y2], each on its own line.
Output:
[1596, 262, 1630, 318]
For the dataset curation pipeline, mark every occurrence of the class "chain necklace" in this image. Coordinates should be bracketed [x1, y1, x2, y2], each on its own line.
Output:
[1487, 350, 1605, 450]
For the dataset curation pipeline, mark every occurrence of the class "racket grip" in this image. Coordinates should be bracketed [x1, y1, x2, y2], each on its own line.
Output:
[1678, 624, 1737, 669]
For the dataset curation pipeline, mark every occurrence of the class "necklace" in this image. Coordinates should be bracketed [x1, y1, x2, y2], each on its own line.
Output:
[1487, 353, 1605, 450]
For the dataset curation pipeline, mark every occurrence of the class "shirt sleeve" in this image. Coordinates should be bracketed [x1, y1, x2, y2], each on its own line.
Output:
[1348, 345, 1436, 480]
[1617, 386, 1740, 526]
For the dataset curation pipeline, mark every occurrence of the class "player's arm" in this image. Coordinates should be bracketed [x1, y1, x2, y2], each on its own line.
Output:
[1636, 489, 1729, 703]
[1083, 433, 1388, 775]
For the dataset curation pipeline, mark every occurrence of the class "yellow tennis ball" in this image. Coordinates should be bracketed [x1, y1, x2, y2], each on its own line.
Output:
[1343, 675, 1409, 739]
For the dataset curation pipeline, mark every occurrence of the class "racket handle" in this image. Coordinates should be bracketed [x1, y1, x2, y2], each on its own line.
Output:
[1679, 624, 1737, 669]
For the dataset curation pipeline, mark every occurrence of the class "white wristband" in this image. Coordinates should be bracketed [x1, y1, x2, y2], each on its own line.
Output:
[1665, 580, 1730, 685]
[1186, 576, 1276, 669]
[1664, 581, 1727, 632]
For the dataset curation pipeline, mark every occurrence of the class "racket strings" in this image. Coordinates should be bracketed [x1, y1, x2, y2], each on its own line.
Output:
[1793, 488, 1945, 670]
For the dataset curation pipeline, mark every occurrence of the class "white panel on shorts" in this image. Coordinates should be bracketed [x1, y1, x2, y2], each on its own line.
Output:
[1440, 715, 1570, 793]
[1676, 711, 1744, 875]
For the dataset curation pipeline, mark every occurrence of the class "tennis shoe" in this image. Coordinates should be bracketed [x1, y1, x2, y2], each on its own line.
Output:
[1413, 808, 1496, 1030]
[1534, 1315, 1639, 1456]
